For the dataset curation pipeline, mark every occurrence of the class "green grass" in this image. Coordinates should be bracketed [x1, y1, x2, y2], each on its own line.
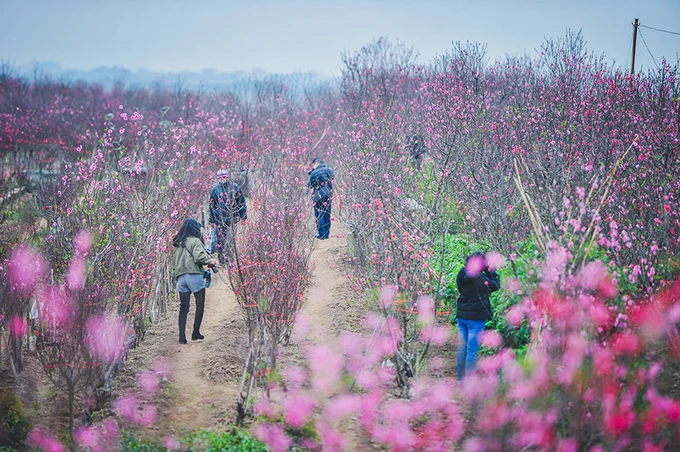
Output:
[120, 429, 267, 452]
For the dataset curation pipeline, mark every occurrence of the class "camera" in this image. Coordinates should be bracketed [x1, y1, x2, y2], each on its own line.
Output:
[207, 263, 219, 273]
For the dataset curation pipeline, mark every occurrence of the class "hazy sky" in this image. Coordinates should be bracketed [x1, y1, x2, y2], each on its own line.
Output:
[1, 0, 679, 76]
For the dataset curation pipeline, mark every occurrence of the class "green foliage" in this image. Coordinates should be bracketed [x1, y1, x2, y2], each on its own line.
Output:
[119, 428, 267, 452]
[284, 420, 318, 448]
[0, 197, 39, 260]
[436, 234, 535, 349]
[415, 161, 466, 230]
[491, 238, 539, 349]
[183, 429, 267, 452]
[439, 230, 679, 353]
[120, 431, 165, 452]
[2, 197, 39, 225]
[490, 296, 531, 350]
[0, 390, 32, 448]
[267, 367, 283, 384]
[652, 251, 680, 285]
[433, 232, 489, 320]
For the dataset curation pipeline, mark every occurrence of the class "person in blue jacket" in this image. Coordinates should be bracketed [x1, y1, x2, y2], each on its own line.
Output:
[455, 252, 501, 380]
[307, 158, 334, 240]
[209, 168, 247, 264]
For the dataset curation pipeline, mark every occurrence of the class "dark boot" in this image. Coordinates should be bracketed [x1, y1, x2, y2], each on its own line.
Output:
[192, 289, 206, 341]
[178, 291, 191, 344]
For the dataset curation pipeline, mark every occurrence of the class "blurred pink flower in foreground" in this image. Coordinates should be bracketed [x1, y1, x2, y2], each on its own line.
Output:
[38, 287, 73, 326]
[505, 277, 522, 294]
[138, 370, 160, 393]
[8, 316, 28, 337]
[481, 330, 503, 349]
[254, 399, 280, 419]
[283, 366, 308, 388]
[163, 436, 181, 450]
[253, 423, 292, 452]
[74, 426, 99, 451]
[283, 393, 315, 427]
[466, 254, 486, 278]
[8, 245, 47, 295]
[506, 305, 525, 326]
[379, 284, 398, 308]
[86, 314, 128, 363]
[66, 256, 86, 290]
[420, 325, 450, 345]
[101, 419, 119, 442]
[28, 428, 66, 452]
[308, 345, 344, 394]
[153, 357, 171, 380]
[139, 404, 157, 427]
[74, 229, 93, 255]
[324, 394, 361, 423]
[292, 311, 310, 340]
[417, 295, 434, 327]
[113, 393, 139, 423]
[486, 251, 506, 271]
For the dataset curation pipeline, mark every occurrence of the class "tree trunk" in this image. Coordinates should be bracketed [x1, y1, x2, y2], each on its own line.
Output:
[10, 334, 23, 373]
[68, 386, 75, 447]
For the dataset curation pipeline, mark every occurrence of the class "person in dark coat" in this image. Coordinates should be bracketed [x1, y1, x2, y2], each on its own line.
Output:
[407, 134, 425, 170]
[307, 158, 334, 240]
[455, 252, 501, 380]
[172, 219, 217, 344]
[209, 168, 247, 264]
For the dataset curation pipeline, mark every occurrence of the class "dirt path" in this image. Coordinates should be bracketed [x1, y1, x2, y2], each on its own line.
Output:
[115, 272, 243, 439]
[301, 220, 355, 346]
[116, 219, 362, 441]
[160, 275, 242, 432]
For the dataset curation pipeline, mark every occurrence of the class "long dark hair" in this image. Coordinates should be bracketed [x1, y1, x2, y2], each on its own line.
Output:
[172, 218, 204, 247]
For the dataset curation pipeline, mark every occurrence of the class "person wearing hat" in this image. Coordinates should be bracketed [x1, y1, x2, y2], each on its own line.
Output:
[307, 157, 334, 240]
[209, 168, 247, 265]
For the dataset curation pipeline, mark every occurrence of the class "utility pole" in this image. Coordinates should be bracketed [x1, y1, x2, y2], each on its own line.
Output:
[631, 18, 639, 75]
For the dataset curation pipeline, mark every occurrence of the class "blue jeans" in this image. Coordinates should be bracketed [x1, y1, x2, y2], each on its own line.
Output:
[457, 318, 486, 380]
[215, 224, 235, 264]
[314, 199, 332, 239]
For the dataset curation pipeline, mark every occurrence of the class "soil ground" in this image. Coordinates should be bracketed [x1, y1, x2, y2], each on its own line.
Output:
[3, 219, 368, 445]
[3, 217, 459, 448]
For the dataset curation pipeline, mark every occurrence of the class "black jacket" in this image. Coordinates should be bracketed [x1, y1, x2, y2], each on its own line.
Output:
[455, 268, 501, 321]
[209, 182, 247, 227]
[308, 164, 334, 204]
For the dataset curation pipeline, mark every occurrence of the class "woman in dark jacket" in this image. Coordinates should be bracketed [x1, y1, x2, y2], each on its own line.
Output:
[455, 252, 501, 380]
[172, 219, 217, 344]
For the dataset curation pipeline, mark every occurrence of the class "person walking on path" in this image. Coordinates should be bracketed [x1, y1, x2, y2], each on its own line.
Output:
[172, 218, 217, 344]
[307, 157, 334, 240]
[209, 168, 247, 265]
[455, 252, 501, 380]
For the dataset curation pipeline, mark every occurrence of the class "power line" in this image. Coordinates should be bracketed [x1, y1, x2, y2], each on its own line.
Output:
[639, 24, 680, 37]
[638, 29, 660, 69]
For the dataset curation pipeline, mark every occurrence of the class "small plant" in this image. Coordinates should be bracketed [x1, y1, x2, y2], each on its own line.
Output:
[184, 429, 268, 452]
[118, 428, 268, 451]
[119, 431, 164, 452]
[0, 390, 32, 448]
